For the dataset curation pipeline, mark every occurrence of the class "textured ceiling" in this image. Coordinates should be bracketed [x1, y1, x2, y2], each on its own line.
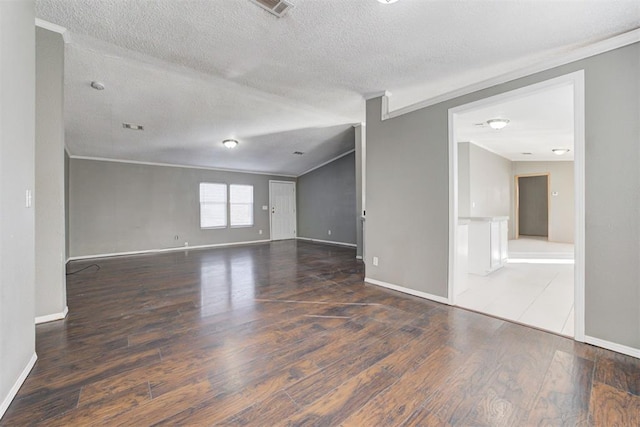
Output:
[35, 0, 639, 175]
[456, 84, 574, 162]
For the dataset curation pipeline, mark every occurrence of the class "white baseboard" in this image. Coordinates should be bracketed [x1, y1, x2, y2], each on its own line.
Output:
[296, 237, 357, 248]
[0, 353, 37, 420]
[364, 277, 450, 305]
[68, 240, 271, 261]
[35, 306, 68, 324]
[585, 335, 640, 359]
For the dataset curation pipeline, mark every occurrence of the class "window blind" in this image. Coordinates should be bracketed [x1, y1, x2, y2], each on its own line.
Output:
[200, 183, 227, 228]
[230, 184, 254, 227]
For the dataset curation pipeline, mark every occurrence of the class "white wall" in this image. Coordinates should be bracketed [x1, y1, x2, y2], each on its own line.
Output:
[0, 0, 36, 418]
[458, 142, 511, 219]
[35, 27, 67, 320]
[512, 161, 574, 243]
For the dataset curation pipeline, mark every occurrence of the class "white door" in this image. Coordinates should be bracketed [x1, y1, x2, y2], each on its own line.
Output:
[270, 181, 296, 240]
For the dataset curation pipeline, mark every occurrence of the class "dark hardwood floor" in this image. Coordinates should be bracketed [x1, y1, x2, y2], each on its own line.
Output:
[2, 240, 639, 426]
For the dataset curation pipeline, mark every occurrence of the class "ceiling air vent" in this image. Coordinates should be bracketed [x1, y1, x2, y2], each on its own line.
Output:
[293, 151, 304, 155]
[249, 0, 294, 17]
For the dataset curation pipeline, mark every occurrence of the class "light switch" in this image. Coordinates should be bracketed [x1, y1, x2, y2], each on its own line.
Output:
[262, 205, 268, 210]
[25, 190, 32, 208]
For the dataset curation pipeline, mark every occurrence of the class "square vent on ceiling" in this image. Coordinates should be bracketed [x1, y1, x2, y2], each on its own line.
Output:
[249, 0, 294, 17]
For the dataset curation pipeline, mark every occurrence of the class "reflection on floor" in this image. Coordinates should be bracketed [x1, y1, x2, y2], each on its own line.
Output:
[457, 237, 575, 336]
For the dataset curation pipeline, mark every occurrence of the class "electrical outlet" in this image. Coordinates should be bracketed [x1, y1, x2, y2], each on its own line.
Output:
[184, 242, 189, 247]
[328, 230, 332, 235]
[373, 256, 379, 266]
[174, 235, 179, 240]
[259, 229, 263, 235]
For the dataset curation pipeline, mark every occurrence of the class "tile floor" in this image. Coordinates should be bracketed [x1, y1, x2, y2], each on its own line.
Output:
[456, 237, 575, 336]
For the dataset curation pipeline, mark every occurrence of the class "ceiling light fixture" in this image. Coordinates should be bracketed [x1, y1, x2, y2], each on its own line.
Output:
[487, 118, 510, 130]
[377, 0, 399, 4]
[552, 148, 570, 155]
[223, 139, 238, 149]
[90, 81, 105, 90]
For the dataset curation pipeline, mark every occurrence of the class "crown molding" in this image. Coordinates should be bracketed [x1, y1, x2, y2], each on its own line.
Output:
[69, 155, 298, 178]
[297, 149, 355, 177]
[377, 28, 640, 120]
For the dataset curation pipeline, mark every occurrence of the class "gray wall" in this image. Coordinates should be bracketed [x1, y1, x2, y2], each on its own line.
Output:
[297, 152, 357, 246]
[366, 42, 640, 349]
[512, 161, 574, 243]
[35, 27, 66, 318]
[0, 0, 36, 417]
[355, 125, 364, 257]
[65, 150, 70, 260]
[68, 159, 295, 257]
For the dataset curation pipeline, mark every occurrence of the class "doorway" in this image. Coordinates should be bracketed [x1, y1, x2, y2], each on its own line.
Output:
[448, 71, 585, 340]
[516, 174, 549, 239]
[269, 180, 296, 241]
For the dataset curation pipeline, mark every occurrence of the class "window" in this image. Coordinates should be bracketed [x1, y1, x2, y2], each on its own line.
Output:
[230, 184, 254, 227]
[200, 183, 227, 228]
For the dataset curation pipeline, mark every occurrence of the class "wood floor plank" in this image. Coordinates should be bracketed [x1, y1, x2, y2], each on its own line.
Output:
[2, 241, 639, 426]
[589, 382, 640, 426]
[526, 350, 594, 426]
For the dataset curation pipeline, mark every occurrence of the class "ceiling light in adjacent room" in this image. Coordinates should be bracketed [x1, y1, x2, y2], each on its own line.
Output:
[377, 0, 399, 4]
[552, 148, 570, 155]
[223, 139, 239, 149]
[90, 81, 105, 90]
[487, 118, 510, 130]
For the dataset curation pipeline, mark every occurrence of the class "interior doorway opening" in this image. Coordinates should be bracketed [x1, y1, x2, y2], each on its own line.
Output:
[516, 174, 549, 239]
[448, 71, 585, 340]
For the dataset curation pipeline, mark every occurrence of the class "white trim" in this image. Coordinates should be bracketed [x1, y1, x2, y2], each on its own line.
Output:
[67, 240, 270, 261]
[364, 90, 391, 100]
[35, 18, 71, 43]
[585, 336, 640, 359]
[269, 180, 297, 241]
[35, 306, 68, 324]
[0, 353, 37, 420]
[298, 149, 355, 177]
[572, 71, 586, 342]
[447, 71, 586, 341]
[364, 277, 450, 305]
[296, 237, 357, 248]
[69, 155, 297, 178]
[377, 29, 640, 120]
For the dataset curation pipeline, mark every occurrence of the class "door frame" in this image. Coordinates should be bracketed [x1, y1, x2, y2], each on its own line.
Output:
[515, 173, 550, 239]
[447, 70, 586, 341]
[268, 180, 297, 241]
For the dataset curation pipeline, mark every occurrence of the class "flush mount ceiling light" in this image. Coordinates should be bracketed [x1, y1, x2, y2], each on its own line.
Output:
[552, 148, 570, 155]
[223, 139, 239, 149]
[122, 123, 144, 131]
[377, 0, 399, 4]
[90, 81, 105, 90]
[486, 118, 510, 130]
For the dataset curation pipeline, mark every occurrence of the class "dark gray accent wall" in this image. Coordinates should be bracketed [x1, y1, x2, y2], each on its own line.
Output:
[297, 152, 356, 245]
[366, 42, 640, 349]
[68, 159, 294, 257]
